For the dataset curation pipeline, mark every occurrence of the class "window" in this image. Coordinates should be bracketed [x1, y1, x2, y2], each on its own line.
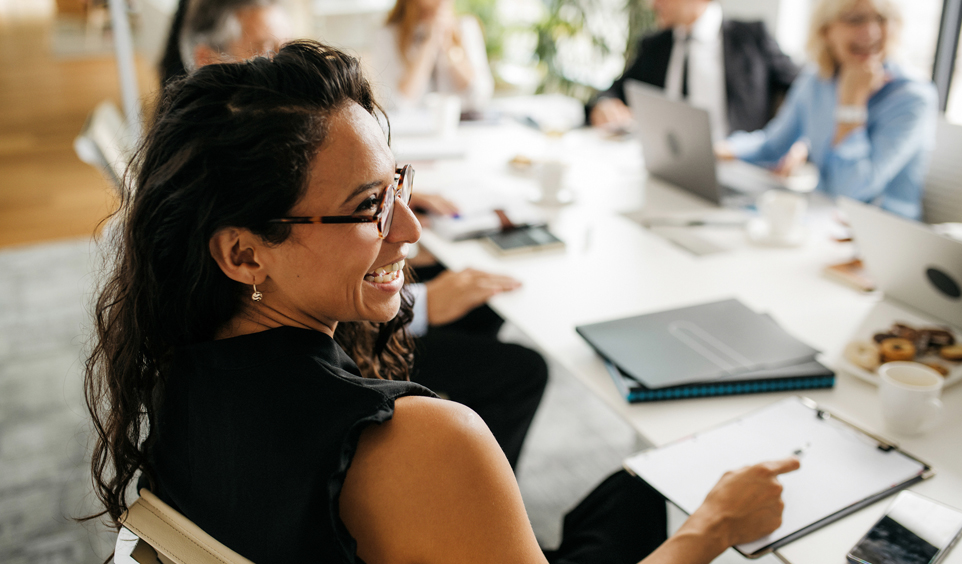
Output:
[945, 6, 962, 123]
[891, 0, 943, 81]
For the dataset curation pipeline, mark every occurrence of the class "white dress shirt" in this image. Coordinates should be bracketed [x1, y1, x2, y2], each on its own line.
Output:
[408, 282, 429, 337]
[664, 2, 729, 140]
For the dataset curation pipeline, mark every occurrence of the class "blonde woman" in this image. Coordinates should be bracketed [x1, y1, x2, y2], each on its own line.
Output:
[717, 0, 937, 219]
[368, 0, 494, 111]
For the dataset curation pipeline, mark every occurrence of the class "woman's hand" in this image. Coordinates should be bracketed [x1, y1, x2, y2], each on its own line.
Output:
[425, 268, 521, 326]
[837, 56, 887, 107]
[590, 98, 633, 129]
[834, 56, 888, 145]
[774, 140, 809, 177]
[409, 193, 459, 226]
[683, 457, 800, 547]
[714, 140, 736, 161]
[432, 1, 458, 43]
[433, 4, 474, 90]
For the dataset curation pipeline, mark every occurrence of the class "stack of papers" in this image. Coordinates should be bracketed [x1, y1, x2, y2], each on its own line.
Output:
[576, 299, 835, 402]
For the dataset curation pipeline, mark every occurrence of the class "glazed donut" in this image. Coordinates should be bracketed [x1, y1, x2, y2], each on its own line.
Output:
[940, 345, 962, 361]
[845, 340, 881, 371]
[879, 338, 916, 362]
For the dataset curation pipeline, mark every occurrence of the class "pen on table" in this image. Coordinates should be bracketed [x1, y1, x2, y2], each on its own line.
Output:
[642, 219, 748, 228]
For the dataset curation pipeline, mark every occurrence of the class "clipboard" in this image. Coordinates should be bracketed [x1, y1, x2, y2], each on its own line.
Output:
[623, 396, 934, 558]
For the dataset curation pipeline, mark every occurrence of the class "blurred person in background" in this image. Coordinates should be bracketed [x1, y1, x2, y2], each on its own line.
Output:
[716, 0, 937, 219]
[589, 0, 798, 140]
[368, 0, 494, 112]
[158, 0, 291, 85]
[157, 0, 547, 470]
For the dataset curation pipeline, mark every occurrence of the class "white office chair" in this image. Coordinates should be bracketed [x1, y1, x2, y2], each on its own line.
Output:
[113, 489, 253, 564]
[922, 117, 962, 224]
[74, 100, 136, 193]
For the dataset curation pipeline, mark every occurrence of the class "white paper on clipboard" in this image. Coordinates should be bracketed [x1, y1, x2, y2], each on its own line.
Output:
[624, 397, 932, 557]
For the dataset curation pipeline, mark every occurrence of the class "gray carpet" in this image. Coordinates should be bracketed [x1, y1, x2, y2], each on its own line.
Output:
[0, 237, 768, 563]
[0, 238, 115, 564]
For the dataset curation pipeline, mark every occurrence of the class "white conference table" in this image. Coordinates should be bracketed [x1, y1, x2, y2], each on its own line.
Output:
[402, 119, 962, 564]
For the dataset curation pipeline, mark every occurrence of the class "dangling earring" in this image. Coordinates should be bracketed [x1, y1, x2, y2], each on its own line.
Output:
[251, 278, 263, 302]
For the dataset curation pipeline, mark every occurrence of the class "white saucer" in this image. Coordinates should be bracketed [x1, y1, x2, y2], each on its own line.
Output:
[529, 189, 575, 207]
[745, 218, 807, 247]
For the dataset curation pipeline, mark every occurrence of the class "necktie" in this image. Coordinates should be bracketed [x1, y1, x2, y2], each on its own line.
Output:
[681, 34, 691, 99]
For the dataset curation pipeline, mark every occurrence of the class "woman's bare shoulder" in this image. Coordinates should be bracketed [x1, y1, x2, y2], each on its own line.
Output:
[340, 395, 545, 564]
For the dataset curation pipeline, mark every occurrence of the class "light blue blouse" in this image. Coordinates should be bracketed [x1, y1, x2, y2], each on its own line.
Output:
[727, 64, 937, 219]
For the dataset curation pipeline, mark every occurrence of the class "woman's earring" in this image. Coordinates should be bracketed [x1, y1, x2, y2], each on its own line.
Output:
[251, 279, 263, 302]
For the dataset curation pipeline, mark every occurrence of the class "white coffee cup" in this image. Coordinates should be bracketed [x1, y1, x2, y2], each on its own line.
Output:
[878, 362, 944, 435]
[426, 94, 461, 139]
[539, 160, 566, 205]
[757, 190, 806, 242]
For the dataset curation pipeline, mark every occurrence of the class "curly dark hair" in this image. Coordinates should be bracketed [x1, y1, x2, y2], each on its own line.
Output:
[84, 40, 415, 529]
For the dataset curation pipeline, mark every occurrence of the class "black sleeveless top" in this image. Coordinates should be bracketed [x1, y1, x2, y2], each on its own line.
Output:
[147, 327, 435, 563]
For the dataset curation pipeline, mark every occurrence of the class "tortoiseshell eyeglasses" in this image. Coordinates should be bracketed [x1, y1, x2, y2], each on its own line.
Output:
[267, 165, 414, 239]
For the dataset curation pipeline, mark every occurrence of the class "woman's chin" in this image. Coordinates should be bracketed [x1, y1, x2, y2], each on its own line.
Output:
[357, 295, 402, 324]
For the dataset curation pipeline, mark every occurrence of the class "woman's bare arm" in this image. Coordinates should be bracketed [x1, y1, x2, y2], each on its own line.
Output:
[340, 395, 799, 564]
[340, 396, 547, 564]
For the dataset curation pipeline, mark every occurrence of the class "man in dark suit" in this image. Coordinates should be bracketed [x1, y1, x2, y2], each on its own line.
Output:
[590, 0, 798, 137]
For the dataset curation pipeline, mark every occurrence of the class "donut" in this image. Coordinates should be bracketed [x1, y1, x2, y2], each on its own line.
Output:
[920, 328, 955, 348]
[891, 323, 918, 342]
[940, 345, 962, 361]
[845, 340, 881, 371]
[879, 338, 916, 362]
[873, 332, 897, 343]
[923, 362, 950, 377]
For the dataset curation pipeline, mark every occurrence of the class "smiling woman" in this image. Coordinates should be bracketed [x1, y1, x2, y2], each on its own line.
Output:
[84, 41, 430, 559]
[84, 40, 799, 564]
[721, 0, 938, 219]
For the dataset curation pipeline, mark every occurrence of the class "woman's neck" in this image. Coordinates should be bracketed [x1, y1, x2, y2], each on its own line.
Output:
[215, 308, 337, 340]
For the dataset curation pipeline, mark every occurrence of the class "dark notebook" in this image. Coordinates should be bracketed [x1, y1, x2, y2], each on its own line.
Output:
[604, 359, 835, 402]
[576, 298, 823, 390]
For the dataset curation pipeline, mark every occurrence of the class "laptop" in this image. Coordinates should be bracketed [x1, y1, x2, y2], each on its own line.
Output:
[840, 197, 962, 329]
[625, 80, 785, 206]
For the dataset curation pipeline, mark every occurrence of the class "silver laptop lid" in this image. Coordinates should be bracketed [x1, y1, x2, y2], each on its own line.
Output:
[840, 197, 962, 328]
[625, 80, 722, 204]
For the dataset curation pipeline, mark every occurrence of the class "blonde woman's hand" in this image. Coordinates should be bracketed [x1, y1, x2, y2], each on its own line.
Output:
[714, 140, 736, 161]
[773, 140, 809, 177]
[837, 56, 888, 106]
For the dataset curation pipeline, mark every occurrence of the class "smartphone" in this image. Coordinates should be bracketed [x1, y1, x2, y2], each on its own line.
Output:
[484, 225, 564, 255]
[847, 491, 962, 564]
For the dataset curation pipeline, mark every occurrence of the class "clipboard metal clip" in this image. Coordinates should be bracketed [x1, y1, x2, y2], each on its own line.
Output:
[802, 396, 901, 453]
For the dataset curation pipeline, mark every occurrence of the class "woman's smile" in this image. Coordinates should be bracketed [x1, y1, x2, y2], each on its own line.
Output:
[364, 258, 406, 291]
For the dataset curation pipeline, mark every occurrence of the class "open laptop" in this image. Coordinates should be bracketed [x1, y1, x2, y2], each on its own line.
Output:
[841, 197, 962, 329]
[625, 80, 785, 207]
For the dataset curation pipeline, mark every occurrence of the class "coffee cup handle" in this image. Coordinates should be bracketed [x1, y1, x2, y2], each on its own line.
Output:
[922, 398, 943, 432]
